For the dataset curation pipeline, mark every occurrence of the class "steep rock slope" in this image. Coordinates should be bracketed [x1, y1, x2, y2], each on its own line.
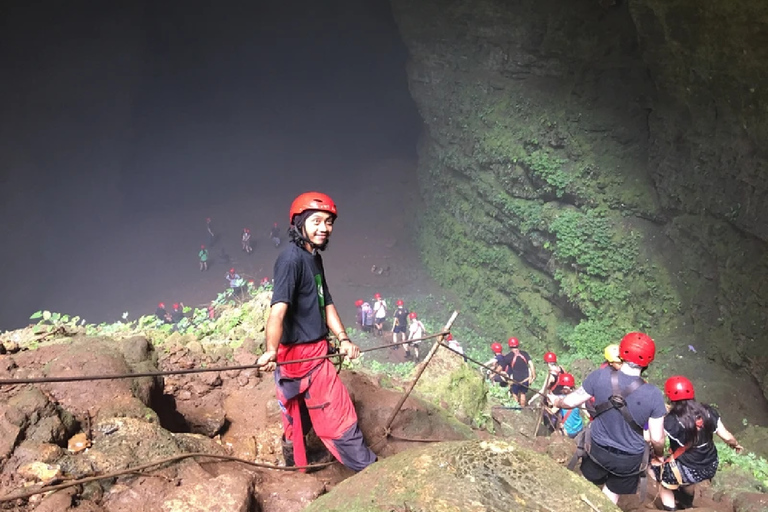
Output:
[390, 0, 768, 400]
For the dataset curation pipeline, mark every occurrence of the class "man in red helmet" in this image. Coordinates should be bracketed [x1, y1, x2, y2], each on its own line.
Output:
[372, 293, 387, 336]
[487, 342, 510, 386]
[502, 337, 535, 407]
[406, 311, 425, 360]
[155, 302, 171, 323]
[548, 332, 666, 505]
[391, 299, 409, 350]
[256, 192, 376, 473]
[531, 351, 564, 405]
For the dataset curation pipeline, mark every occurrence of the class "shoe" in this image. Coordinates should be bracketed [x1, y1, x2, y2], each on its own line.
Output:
[282, 437, 295, 467]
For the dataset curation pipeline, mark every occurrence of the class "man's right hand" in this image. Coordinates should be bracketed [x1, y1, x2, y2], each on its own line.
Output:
[257, 350, 277, 372]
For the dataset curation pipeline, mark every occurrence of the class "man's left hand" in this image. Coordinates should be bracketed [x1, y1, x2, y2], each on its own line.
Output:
[339, 339, 360, 360]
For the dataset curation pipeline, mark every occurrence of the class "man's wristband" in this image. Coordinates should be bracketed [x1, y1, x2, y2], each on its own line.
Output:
[339, 337, 351, 343]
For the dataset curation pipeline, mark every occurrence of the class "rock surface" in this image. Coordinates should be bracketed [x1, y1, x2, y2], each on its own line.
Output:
[304, 439, 618, 511]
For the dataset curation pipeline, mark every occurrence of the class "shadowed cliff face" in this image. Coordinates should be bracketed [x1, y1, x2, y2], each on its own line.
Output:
[390, 0, 768, 405]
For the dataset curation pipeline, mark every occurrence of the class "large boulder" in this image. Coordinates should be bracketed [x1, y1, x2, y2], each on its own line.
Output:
[304, 439, 618, 511]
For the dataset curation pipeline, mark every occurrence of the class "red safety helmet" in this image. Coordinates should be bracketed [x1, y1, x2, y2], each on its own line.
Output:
[244, 228, 250, 233]
[206, 217, 211, 222]
[273, 222, 278, 227]
[260, 277, 270, 284]
[544, 352, 557, 363]
[229, 268, 235, 274]
[491, 342, 503, 354]
[557, 373, 575, 388]
[374, 293, 382, 300]
[396, 299, 404, 306]
[408, 312, 417, 319]
[158, 302, 165, 309]
[289, 192, 338, 223]
[508, 337, 519, 348]
[172, 303, 180, 309]
[665, 376, 695, 401]
[355, 299, 363, 307]
[619, 332, 656, 367]
[200, 244, 206, 249]
[445, 333, 454, 341]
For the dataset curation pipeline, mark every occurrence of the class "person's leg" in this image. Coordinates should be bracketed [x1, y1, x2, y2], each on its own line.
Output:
[601, 486, 620, 505]
[659, 486, 677, 510]
[305, 361, 376, 472]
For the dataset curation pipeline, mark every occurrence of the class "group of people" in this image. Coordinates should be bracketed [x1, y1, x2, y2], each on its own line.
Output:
[354, 296, 438, 360]
[542, 333, 742, 510]
[155, 302, 185, 324]
[197, 218, 284, 271]
[249, 190, 744, 512]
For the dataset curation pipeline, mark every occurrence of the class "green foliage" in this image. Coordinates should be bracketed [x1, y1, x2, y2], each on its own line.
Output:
[717, 440, 768, 490]
[364, 360, 416, 380]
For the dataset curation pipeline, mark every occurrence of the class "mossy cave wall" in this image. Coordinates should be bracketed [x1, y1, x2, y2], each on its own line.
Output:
[390, 0, 768, 400]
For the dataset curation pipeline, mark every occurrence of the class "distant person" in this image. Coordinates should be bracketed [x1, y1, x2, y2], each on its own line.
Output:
[260, 276, 272, 288]
[601, 344, 622, 370]
[544, 373, 584, 438]
[372, 293, 387, 336]
[270, 222, 282, 247]
[155, 303, 171, 324]
[406, 311, 425, 360]
[391, 299, 409, 349]
[226, 268, 245, 298]
[530, 351, 564, 405]
[171, 303, 185, 323]
[242, 228, 253, 254]
[504, 337, 535, 407]
[487, 342, 509, 387]
[652, 376, 743, 511]
[206, 217, 216, 246]
[361, 302, 374, 333]
[198, 245, 209, 271]
[355, 299, 364, 329]
[445, 333, 466, 362]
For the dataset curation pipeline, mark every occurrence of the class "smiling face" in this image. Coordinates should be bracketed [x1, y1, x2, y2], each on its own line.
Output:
[302, 211, 334, 250]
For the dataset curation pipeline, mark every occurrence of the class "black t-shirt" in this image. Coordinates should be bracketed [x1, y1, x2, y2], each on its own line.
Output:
[155, 308, 168, 321]
[501, 350, 531, 381]
[392, 307, 409, 328]
[583, 366, 666, 454]
[665, 406, 720, 468]
[271, 244, 334, 345]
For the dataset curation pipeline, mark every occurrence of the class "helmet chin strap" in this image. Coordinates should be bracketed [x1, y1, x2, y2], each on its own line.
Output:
[290, 223, 328, 252]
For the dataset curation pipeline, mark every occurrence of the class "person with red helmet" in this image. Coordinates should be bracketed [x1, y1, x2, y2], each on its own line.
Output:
[270, 222, 282, 247]
[486, 342, 511, 387]
[548, 332, 666, 505]
[241, 228, 253, 254]
[256, 192, 376, 473]
[532, 351, 565, 405]
[198, 244, 209, 271]
[501, 337, 535, 407]
[544, 373, 585, 438]
[391, 299, 409, 349]
[354, 299, 364, 329]
[155, 302, 171, 323]
[405, 311, 425, 360]
[652, 376, 743, 511]
[372, 293, 387, 336]
[226, 267, 245, 299]
[171, 302, 185, 323]
[444, 332, 466, 361]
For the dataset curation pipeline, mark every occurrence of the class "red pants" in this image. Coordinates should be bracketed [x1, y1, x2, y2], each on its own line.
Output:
[275, 341, 375, 472]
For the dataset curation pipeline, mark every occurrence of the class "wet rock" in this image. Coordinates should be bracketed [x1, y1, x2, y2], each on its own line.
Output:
[304, 440, 619, 512]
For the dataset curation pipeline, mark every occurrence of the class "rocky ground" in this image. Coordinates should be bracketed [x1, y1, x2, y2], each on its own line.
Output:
[0, 311, 766, 511]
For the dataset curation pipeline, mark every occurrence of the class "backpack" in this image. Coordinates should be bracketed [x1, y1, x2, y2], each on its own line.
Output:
[568, 371, 650, 498]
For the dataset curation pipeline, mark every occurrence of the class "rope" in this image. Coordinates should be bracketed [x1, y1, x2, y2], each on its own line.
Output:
[0, 452, 335, 504]
[0, 332, 448, 386]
